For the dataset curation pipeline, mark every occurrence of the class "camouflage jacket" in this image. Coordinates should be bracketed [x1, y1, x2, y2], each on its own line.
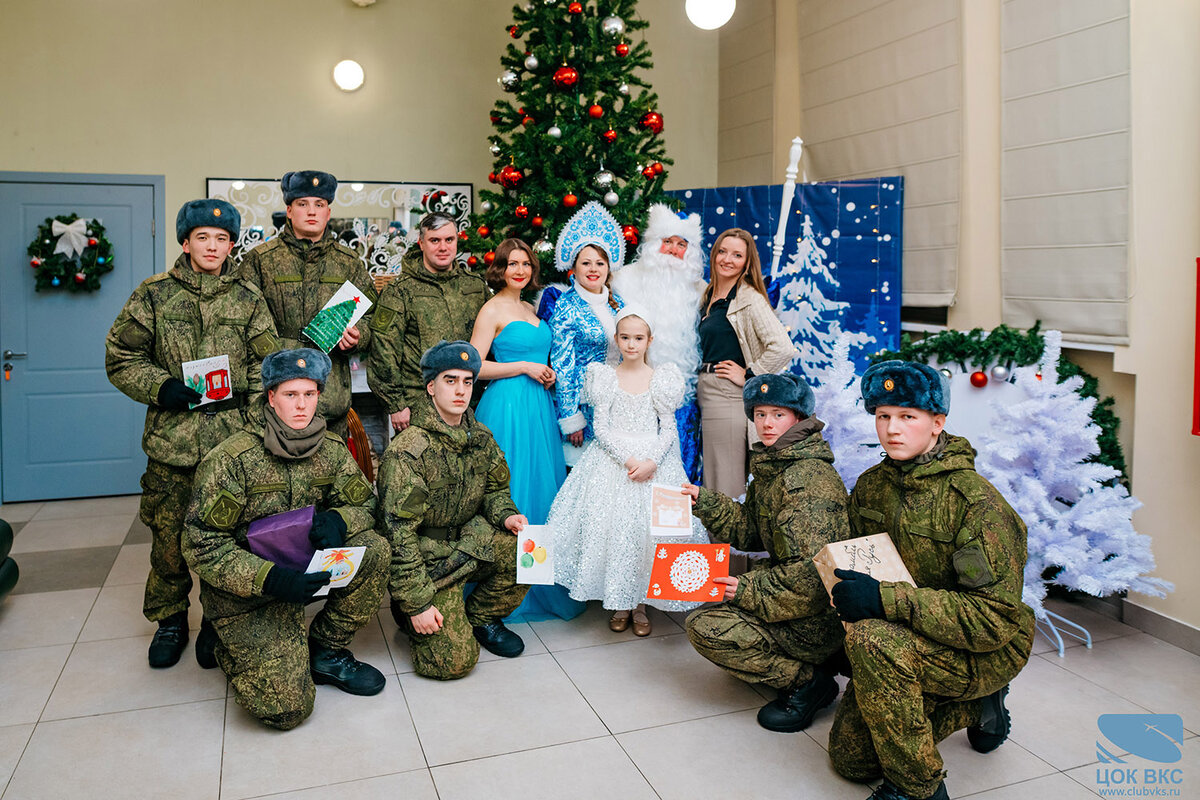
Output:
[181, 426, 376, 619]
[849, 433, 1036, 654]
[366, 262, 488, 413]
[375, 397, 518, 614]
[105, 254, 279, 468]
[696, 423, 849, 638]
[239, 224, 376, 421]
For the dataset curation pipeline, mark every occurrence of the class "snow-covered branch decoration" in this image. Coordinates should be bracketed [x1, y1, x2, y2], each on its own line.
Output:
[809, 334, 880, 491]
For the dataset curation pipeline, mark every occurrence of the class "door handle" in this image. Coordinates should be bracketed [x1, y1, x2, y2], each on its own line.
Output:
[2, 350, 26, 359]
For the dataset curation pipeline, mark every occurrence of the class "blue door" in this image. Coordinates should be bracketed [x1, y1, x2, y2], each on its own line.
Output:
[0, 175, 163, 501]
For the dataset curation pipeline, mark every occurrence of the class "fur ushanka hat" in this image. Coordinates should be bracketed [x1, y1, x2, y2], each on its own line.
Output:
[262, 348, 332, 391]
[281, 170, 337, 204]
[860, 360, 950, 415]
[743, 373, 815, 420]
[420, 340, 481, 384]
[176, 199, 240, 244]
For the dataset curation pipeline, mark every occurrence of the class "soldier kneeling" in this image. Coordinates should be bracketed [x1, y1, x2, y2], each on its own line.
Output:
[682, 373, 850, 732]
[377, 341, 530, 680]
[183, 348, 389, 730]
[828, 361, 1035, 800]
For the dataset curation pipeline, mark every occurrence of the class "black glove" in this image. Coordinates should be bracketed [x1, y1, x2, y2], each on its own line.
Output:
[309, 511, 348, 549]
[831, 568, 884, 622]
[262, 566, 332, 604]
[157, 378, 203, 410]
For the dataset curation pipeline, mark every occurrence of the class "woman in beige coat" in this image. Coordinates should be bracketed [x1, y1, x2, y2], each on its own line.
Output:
[697, 228, 798, 498]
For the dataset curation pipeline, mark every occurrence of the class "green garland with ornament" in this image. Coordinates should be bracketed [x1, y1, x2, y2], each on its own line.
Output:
[873, 322, 1128, 483]
[26, 214, 114, 292]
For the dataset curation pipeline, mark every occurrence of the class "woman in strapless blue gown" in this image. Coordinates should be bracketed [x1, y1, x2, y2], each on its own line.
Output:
[470, 239, 585, 621]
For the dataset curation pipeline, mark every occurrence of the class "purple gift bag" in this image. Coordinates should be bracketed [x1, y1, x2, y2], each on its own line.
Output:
[246, 505, 316, 572]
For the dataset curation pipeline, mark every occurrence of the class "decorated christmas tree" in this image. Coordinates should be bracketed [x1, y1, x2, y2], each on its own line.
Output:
[303, 299, 356, 353]
[778, 215, 874, 377]
[808, 335, 881, 491]
[463, 0, 673, 283]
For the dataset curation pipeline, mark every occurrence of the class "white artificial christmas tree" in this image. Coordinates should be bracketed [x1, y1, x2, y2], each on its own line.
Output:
[809, 335, 880, 491]
[973, 331, 1171, 617]
[776, 215, 873, 376]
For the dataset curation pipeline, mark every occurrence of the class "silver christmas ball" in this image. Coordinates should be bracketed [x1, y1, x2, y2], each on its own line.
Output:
[481, 201, 494, 213]
[533, 238, 554, 256]
[600, 15, 626, 37]
[489, 144, 501, 156]
[524, 54, 539, 71]
[603, 191, 619, 207]
[547, 125, 562, 139]
[939, 368, 953, 380]
[990, 365, 1010, 381]
[617, 82, 630, 96]
[592, 169, 615, 189]
[498, 70, 519, 91]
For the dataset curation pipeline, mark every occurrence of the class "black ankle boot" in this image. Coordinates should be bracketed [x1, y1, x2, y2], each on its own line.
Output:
[309, 642, 386, 696]
[195, 618, 218, 669]
[869, 779, 949, 800]
[756, 670, 839, 732]
[472, 622, 524, 658]
[148, 611, 189, 668]
[968, 684, 1011, 753]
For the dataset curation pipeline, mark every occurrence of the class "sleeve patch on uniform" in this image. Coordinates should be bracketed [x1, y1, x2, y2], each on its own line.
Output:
[952, 541, 996, 589]
[117, 320, 153, 348]
[249, 331, 280, 359]
[489, 460, 511, 487]
[370, 305, 397, 332]
[341, 473, 373, 505]
[202, 489, 244, 530]
[395, 484, 428, 519]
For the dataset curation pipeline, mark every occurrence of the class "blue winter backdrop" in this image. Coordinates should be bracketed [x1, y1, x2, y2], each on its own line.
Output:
[666, 178, 904, 377]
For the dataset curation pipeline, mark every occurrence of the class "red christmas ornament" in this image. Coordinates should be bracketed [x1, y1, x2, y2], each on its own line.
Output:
[531, 215, 544, 228]
[87, 237, 98, 247]
[488, 172, 498, 184]
[30, 257, 41, 267]
[639, 111, 664, 134]
[562, 193, 579, 208]
[552, 66, 579, 89]
[622, 225, 639, 246]
[515, 205, 530, 219]
[969, 371, 988, 388]
[498, 165, 525, 189]
[522, 116, 535, 126]
[587, 104, 604, 119]
[74, 272, 86, 284]
[508, 25, 520, 38]
[651, 161, 664, 175]
[458, 231, 469, 241]
[1035, 372, 1043, 381]
[615, 42, 630, 57]
[602, 128, 617, 143]
[642, 166, 656, 179]
[490, 113, 500, 124]
[483, 251, 496, 265]
[477, 225, 491, 237]
[568, 2, 583, 14]
[467, 255, 479, 267]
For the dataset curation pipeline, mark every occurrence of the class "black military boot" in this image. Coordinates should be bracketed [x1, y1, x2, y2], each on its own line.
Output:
[472, 622, 525, 658]
[968, 684, 1011, 753]
[147, 611, 189, 669]
[390, 598, 407, 630]
[309, 642, 386, 696]
[868, 778, 949, 800]
[756, 670, 839, 732]
[195, 618, 218, 670]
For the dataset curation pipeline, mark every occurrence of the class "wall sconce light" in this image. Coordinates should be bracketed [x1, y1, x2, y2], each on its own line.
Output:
[333, 59, 365, 92]
[350, 183, 364, 191]
[685, 0, 736, 30]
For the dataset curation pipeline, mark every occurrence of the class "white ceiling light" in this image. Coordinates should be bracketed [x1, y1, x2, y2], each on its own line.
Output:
[332, 60, 365, 92]
[350, 183, 364, 191]
[685, 0, 736, 30]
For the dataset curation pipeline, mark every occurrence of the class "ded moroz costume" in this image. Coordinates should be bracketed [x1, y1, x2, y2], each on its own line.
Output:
[106, 198, 279, 669]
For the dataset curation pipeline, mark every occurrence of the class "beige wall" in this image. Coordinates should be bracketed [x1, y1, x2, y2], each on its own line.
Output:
[717, 0, 776, 185]
[0, 0, 717, 246]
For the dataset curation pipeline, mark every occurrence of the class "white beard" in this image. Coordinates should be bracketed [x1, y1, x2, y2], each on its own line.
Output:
[613, 247, 706, 397]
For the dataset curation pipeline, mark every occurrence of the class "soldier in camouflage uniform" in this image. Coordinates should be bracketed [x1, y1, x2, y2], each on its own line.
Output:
[683, 373, 850, 732]
[106, 199, 279, 669]
[828, 361, 1035, 800]
[183, 348, 388, 730]
[239, 170, 376, 440]
[366, 213, 488, 433]
[376, 341, 529, 680]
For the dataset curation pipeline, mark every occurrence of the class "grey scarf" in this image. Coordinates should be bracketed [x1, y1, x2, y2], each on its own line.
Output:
[263, 406, 326, 460]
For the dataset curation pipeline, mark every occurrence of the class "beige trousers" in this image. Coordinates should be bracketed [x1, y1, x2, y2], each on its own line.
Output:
[697, 371, 750, 498]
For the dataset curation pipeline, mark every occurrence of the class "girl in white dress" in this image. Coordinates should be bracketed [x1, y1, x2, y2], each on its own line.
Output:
[549, 308, 709, 636]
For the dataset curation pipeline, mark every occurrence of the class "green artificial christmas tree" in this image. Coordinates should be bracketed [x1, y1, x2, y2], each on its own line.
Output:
[464, 0, 674, 284]
[303, 299, 357, 353]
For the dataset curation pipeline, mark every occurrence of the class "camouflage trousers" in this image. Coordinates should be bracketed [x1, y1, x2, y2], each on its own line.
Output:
[403, 531, 528, 681]
[139, 460, 195, 622]
[829, 618, 1024, 798]
[685, 603, 836, 690]
[209, 529, 388, 730]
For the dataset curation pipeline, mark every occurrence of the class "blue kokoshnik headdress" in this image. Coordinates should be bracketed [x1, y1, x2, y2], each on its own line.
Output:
[554, 201, 626, 273]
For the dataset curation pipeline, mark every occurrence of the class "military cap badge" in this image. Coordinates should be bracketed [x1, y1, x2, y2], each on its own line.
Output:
[884, 379, 895, 391]
[297, 358, 306, 368]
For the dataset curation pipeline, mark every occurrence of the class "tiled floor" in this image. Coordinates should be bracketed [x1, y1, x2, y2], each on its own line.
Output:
[1, 495, 1198, 799]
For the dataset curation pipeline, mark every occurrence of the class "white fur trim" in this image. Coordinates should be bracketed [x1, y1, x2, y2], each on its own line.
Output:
[558, 411, 587, 435]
